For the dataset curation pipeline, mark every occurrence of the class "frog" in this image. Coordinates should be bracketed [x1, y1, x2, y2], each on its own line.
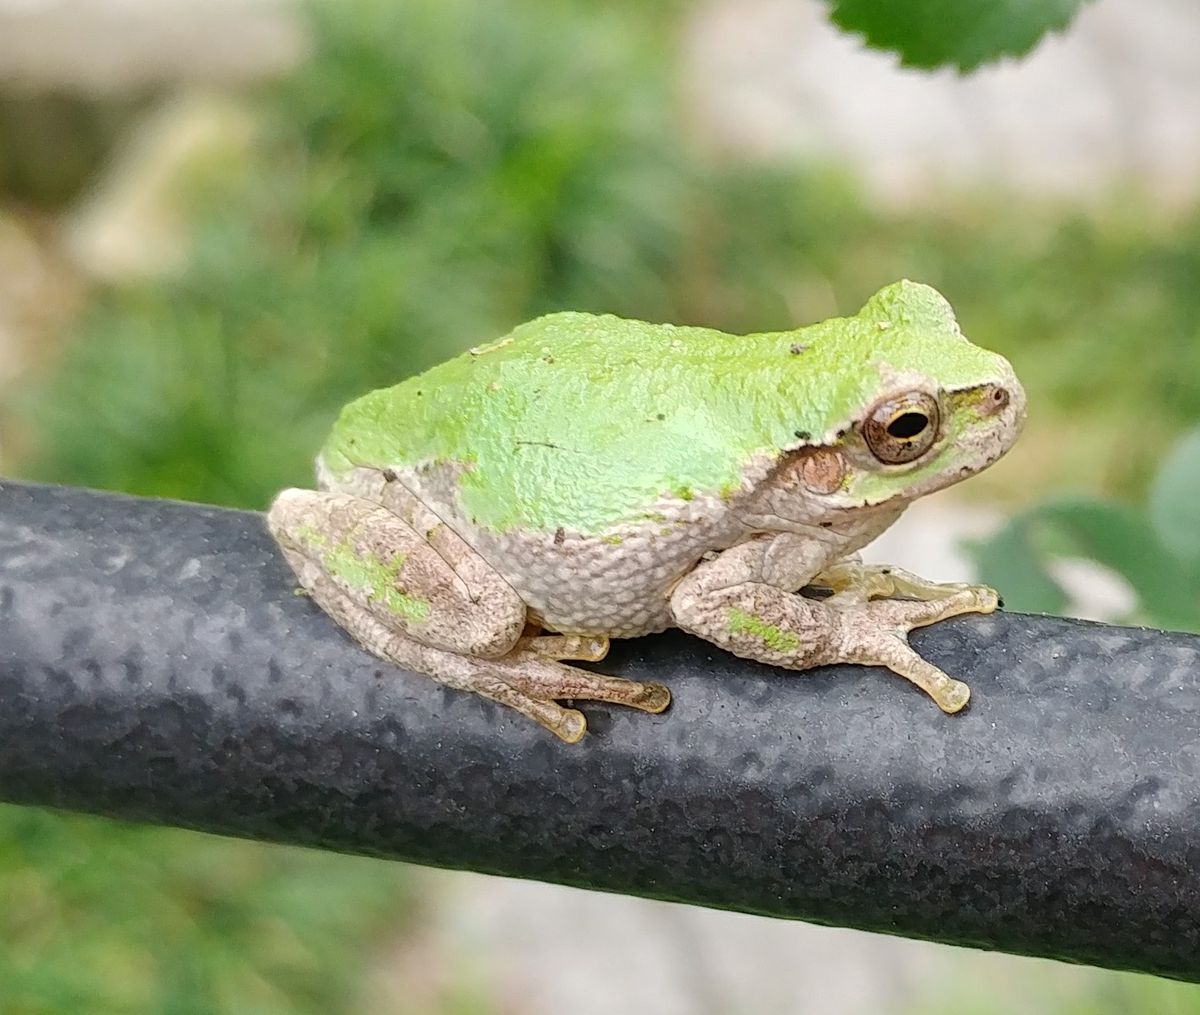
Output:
[268, 279, 1025, 742]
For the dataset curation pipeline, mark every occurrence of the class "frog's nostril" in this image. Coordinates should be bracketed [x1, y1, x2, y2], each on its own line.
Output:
[981, 385, 1010, 416]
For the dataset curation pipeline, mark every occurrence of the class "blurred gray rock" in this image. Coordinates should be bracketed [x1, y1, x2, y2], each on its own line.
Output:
[0, 0, 306, 95]
[397, 867, 1109, 1015]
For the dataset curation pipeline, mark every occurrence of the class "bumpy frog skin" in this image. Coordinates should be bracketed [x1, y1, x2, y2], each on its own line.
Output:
[269, 280, 1025, 741]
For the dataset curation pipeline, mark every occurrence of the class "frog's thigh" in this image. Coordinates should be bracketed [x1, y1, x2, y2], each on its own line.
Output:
[268, 488, 525, 658]
[669, 536, 979, 713]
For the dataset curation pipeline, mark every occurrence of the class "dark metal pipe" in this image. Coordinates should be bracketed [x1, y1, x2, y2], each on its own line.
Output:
[1, 479, 1198, 980]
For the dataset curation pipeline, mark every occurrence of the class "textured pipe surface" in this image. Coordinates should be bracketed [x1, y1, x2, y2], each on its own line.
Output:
[1, 479, 1199, 979]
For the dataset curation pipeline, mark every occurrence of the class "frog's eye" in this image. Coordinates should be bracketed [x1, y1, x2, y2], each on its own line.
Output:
[863, 392, 940, 465]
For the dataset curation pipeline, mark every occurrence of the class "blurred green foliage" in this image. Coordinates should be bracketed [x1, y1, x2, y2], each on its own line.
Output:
[20, 66, 1200, 506]
[906, 958, 1200, 1015]
[0, 805, 417, 1014]
[971, 425, 1200, 631]
[0, 94, 151, 207]
[22, 0, 698, 507]
[6, 0, 1200, 1011]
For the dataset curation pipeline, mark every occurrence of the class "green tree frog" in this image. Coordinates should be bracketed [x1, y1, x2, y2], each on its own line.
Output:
[269, 280, 1025, 741]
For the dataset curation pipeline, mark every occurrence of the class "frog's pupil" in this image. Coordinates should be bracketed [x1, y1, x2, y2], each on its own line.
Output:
[887, 412, 928, 439]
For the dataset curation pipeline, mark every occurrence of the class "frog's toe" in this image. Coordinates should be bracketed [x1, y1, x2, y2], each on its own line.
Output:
[509, 657, 672, 716]
[525, 633, 610, 662]
[869, 586, 1000, 631]
[477, 648, 674, 734]
[973, 586, 1001, 613]
[944, 583, 1000, 616]
[553, 707, 588, 743]
[935, 679, 971, 714]
[842, 629, 973, 715]
[631, 682, 671, 714]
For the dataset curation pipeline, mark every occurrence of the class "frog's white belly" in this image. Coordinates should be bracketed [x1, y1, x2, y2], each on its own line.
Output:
[467, 509, 744, 637]
[321, 459, 751, 638]
[402, 466, 751, 637]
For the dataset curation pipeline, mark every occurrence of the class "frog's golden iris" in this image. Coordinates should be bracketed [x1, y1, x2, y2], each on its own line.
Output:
[863, 391, 941, 464]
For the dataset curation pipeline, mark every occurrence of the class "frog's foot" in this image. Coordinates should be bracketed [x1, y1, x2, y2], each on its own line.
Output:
[298, 577, 665, 742]
[498, 640, 670, 729]
[671, 536, 994, 714]
[834, 589, 996, 713]
[393, 632, 668, 743]
[815, 560, 999, 609]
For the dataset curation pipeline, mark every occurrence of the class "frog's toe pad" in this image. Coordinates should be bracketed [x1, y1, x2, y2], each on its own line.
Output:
[935, 679, 971, 714]
[632, 682, 671, 714]
[970, 586, 1001, 613]
[555, 708, 588, 743]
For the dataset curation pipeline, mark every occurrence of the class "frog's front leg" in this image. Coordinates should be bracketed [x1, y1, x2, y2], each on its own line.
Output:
[268, 488, 668, 742]
[670, 535, 991, 713]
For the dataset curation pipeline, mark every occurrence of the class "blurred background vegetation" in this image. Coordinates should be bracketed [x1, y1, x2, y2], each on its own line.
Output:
[2, 0, 1200, 1011]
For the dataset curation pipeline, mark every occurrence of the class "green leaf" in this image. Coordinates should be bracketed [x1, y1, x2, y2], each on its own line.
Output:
[1030, 499, 1199, 631]
[824, 0, 1092, 72]
[970, 498, 1200, 631]
[1147, 426, 1200, 566]
[965, 519, 1068, 617]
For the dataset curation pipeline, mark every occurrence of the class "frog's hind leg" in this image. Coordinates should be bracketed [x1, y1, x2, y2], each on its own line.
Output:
[268, 488, 668, 741]
[274, 557, 664, 743]
[269, 488, 527, 659]
[309, 591, 593, 742]
[434, 637, 668, 741]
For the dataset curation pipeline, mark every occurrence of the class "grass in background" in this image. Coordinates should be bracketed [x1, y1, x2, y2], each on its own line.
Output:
[905, 962, 1200, 1015]
[0, 805, 417, 1014]
[5, 0, 1200, 1011]
[17, 0, 693, 507]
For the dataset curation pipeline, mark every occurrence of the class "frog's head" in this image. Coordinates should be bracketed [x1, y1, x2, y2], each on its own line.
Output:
[757, 280, 1025, 521]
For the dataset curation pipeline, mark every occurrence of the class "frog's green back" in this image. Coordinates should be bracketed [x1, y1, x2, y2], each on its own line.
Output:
[322, 281, 1007, 533]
